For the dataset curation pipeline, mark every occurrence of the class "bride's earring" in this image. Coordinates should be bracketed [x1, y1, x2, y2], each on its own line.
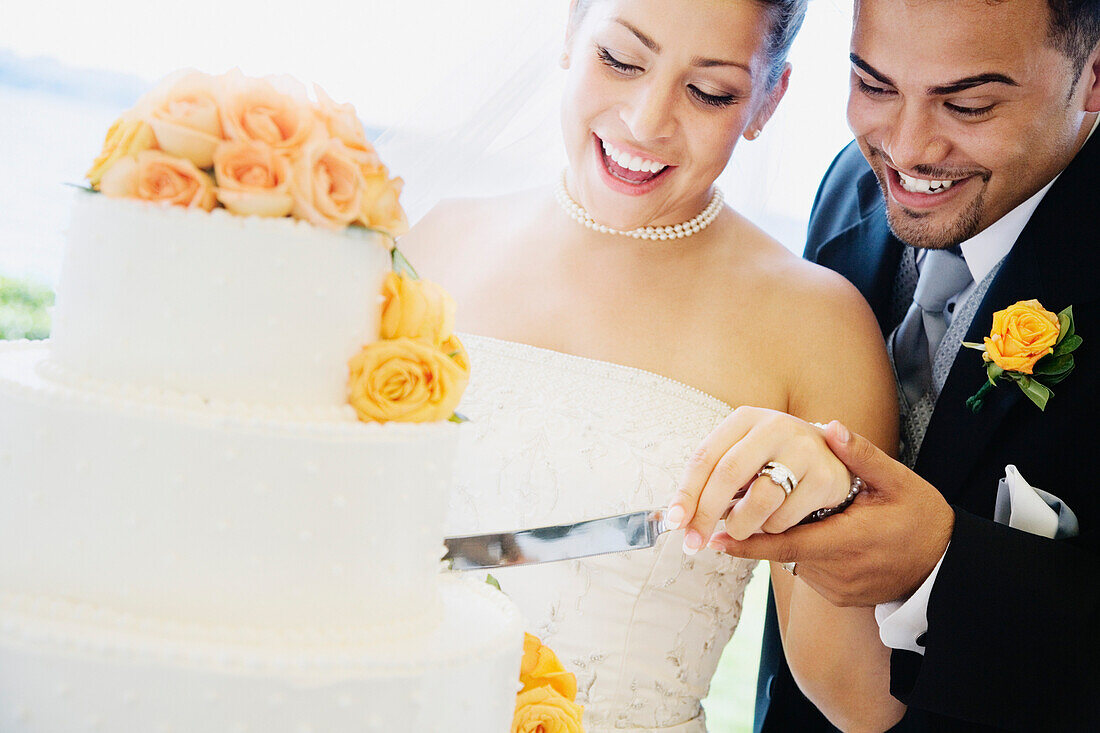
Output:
[745, 129, 761, 140]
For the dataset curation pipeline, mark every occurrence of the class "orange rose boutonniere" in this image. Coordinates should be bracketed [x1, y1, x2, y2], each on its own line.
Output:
[963, 300, 1081, 412]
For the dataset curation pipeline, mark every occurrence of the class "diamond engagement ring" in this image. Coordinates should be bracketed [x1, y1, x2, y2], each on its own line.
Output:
[757, 461, 798, 497]
[781, 561, 797, 575]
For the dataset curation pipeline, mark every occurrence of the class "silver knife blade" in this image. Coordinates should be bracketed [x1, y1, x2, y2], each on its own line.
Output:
[443, 507, 676, 571]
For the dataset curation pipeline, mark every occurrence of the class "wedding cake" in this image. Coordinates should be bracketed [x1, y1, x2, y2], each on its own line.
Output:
[0, 70, 524, 732]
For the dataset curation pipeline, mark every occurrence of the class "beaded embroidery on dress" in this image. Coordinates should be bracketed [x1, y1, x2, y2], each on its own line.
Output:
[448, 334, 758, 732]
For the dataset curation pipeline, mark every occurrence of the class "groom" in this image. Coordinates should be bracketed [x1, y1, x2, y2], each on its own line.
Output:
[730, 0, 1100, 731]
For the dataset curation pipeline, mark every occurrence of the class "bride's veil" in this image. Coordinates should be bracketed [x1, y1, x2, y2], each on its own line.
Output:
[375, 0, 857, 250]
[374, 1, 568, 224]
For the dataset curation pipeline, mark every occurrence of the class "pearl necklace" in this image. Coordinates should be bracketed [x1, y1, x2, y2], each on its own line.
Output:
[554, 172, 723, 240]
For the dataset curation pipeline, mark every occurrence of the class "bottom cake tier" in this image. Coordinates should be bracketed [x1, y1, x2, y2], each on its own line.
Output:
[0, 575, 524, 732]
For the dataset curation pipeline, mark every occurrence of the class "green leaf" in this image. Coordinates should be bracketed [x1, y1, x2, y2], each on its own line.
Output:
[1056, 306, 1075, 343]
[1017, 377, 1051, 411]
[485, 574, 502, 592]
[1054, 334, 1082, 356]
[1041, 366, 1075, 387]
[62, 182, 97, 193]
[961, 341, 986, 352]
[448, 411, 470, 424]
[1033, 353, 1075, 376]
[986, 363, 1005, 386]
[391, 246, 420, 280]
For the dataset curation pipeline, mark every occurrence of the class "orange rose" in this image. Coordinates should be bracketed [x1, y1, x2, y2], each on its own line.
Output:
[380, 272, 456, 345]
[347, 337, 468, 423]
[441, 333, 470, 373]
[983, 299, 1061, 374]
[213, 140, 293, 218]
[86, 116, 156, 188]
[147, 70, 224, 168]
[99, 150, 216, 211]
[511, 686, 584, 733]
[289, 139, 364, 229]
[312, 84, 371, 150]
[519, 633, 578, 701]
[220, 70, 314, 153]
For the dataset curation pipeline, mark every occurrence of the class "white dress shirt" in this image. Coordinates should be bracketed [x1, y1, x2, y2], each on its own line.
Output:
[874, 113, 1100, 654]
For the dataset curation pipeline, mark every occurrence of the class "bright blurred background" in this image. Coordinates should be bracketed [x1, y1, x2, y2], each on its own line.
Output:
[0, 1, 857, 728]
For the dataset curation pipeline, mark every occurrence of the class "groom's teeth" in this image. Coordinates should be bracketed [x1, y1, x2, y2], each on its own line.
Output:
[600, 138, 668, 176]
[897, 170, 956, 194]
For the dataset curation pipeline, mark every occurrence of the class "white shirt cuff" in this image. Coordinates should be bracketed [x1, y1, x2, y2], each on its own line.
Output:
[874, 547, 947, 655]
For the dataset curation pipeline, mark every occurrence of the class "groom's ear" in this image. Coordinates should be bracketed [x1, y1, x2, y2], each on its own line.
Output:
[748, 63, 792, 138]
[1082, 42, 1100, 113]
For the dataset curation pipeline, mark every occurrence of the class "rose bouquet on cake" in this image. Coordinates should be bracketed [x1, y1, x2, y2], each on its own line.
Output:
[86, 68, 408, 236]
[84, 69, 469, 424]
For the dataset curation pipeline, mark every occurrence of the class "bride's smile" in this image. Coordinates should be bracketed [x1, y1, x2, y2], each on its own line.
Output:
[560, 0, 789, 232]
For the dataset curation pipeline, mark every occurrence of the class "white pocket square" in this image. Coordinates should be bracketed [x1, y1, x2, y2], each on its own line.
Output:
[994, 465, 1080, 540]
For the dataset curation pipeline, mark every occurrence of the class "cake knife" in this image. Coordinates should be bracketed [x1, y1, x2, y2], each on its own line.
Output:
[442, 507, 677, 570]
[442, 488, 751, 570]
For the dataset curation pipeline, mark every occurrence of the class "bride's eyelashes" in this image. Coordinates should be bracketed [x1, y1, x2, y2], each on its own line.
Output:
[597, 46, 641, 74]
[596, 46, 738, 109]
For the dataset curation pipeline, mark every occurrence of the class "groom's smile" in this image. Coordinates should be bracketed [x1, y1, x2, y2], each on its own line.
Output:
[847, 0, 1095, 251]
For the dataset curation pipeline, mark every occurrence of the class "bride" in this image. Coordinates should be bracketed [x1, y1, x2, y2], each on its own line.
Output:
[400, 0, 900, 729]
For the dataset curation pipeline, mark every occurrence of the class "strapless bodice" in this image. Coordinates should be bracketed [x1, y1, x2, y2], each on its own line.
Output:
[448, 334, 758, 732]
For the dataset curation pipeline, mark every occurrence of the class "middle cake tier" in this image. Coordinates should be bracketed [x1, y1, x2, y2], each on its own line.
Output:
[0, 340, 455, 630]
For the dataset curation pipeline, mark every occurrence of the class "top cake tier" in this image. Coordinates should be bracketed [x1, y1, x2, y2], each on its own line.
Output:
[49, 193, 391, 409]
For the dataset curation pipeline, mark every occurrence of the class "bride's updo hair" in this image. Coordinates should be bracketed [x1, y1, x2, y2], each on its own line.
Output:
[571, 0, 809, 90]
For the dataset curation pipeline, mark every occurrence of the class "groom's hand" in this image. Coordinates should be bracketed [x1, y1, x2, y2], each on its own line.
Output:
[708, 421, 955, 607]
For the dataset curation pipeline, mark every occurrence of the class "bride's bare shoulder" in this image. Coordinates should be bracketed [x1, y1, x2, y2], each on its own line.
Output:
[396, 189, 548, 278]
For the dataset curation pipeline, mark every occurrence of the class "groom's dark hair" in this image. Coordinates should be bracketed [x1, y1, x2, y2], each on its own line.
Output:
[1042, 0, 1100, 78]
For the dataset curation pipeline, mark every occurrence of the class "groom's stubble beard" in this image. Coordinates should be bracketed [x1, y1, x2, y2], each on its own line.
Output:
[865, 146, 991, 251]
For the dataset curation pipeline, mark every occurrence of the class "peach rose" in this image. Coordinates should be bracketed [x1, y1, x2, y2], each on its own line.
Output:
[213, 140, 294, 217]
[359, 168, 409, 237]
[519, 634, 578, 701]
[85, 116, 156, 188]
[289, 139, 364, 229]
[511, 686, 584, 733]
[983, 299, 1061, 374]
[312, 84, 370, 150]
[347, 337, 469, 423]
[147, 70, 224, 168]
[220, 70, 314, 153]
[99, 150, 216, 211]
[380, 272, 456, 345]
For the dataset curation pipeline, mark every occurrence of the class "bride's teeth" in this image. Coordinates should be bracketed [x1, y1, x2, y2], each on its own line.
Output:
[600, 138, 666, 176]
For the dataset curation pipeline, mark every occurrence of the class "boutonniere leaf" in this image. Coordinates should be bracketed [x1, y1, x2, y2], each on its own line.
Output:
[963, 300, 1081, 412]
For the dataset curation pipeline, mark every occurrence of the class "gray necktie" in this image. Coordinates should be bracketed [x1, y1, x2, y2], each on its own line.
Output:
[892, 247, 973, 408]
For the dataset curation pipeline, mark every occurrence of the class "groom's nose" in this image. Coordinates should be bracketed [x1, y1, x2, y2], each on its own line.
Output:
[880, 103, 950, 172]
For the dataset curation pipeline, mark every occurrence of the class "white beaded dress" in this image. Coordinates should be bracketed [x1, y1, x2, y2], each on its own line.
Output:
[448, 334, 759, 732]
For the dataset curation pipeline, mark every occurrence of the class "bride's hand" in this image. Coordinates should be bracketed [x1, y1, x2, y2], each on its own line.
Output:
[668, 406, 852, 554]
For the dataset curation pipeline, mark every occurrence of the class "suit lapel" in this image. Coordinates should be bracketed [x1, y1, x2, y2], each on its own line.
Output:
[814, 176, 906, 334]
[915, 130, 1100, 501]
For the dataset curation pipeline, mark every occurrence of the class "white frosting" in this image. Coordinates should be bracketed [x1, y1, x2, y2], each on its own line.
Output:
[0, 193, 525, 731]
[50, 193, 392, 408]
[0, 341, 456, 630]
[0, 576, 524, 732]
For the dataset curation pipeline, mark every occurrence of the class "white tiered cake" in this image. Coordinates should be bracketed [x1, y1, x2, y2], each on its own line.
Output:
[0, 194, 523, 729]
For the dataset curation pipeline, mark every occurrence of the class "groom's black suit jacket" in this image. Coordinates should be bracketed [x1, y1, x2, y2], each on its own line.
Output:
[755, 135, 1100, 733]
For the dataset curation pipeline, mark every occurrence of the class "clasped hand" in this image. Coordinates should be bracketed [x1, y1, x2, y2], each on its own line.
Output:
[668, 407, 955, 607]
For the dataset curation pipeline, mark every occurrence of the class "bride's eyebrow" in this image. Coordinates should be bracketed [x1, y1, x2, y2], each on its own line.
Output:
[613, 17, 749, 73]
[614, 18, 660, 52]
